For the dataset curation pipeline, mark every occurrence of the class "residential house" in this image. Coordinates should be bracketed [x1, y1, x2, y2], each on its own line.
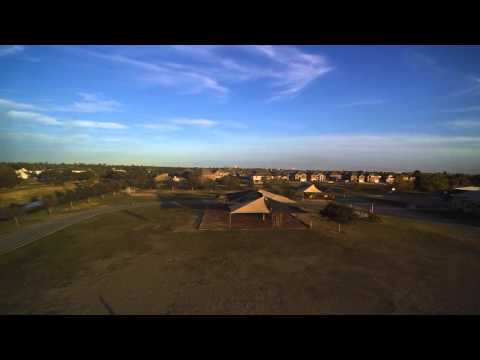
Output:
[294, 171, 308, 182]
[310, 172, 326, 183]
[358, 175, 365, 183]
[15, 168, 29, 179]
[367, 174, 382, 184]
[385, 174, 396, 184]
[329, 172, 343, 182]
[350, 174, 358, 183]
[201, 169, 230, 181]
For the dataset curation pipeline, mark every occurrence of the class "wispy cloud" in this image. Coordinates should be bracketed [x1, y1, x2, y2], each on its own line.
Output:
[450, 77, 480, 97]
[143, 123, 181, 131]
[249, 45, 333, 101]
[7, 110, 60, 125]
[404, 50, 444, 74]
[5, 110, 127, 129]
[445, 120, 480, 129]
[67, 120, 128, 129]
[439, 105, 480, 113]
[0, 131, 91, 145]
[0, 98, 40, 111]
[1, 93, 122, 113]
[0, 45, 25, 57]
[338, 99, 386, 109]
[53, 92, 123, 113]
[64, 45, 332, 101]
[64, 46, 229, 96]
[171, 118, 218, 127]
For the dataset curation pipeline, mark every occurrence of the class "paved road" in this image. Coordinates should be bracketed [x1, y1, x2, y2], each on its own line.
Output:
[0, 201, 160, 256]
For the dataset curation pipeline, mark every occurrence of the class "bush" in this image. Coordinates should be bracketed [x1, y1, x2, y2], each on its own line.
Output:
[367, 213, 382, 223]
[0, 165, 20, 188]
[321, 203, 357, 223]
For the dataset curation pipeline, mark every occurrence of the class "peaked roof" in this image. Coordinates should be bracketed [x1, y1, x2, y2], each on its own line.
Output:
[258, 189, 297, 204]
[230, 196, 271, 214]
[296, 183, 322, 193]
[226, 189, 300, 214]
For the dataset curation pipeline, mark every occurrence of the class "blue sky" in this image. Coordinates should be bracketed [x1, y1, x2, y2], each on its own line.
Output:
[1, 45, 480, 173]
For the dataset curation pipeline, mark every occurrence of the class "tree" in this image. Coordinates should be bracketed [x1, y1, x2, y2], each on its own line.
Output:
[42, 194, 57, 215]
[0, 165, 20, 188]
[321, 203, 357, 223]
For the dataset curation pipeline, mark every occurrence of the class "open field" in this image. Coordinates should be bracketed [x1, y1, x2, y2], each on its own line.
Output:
[1, 193, 480, 314]
[0, 192, 151, 236]
[0, 181, 78, 207]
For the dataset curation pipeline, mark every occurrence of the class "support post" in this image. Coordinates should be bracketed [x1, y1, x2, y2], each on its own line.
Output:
[338, 223, 341, 233]
[229, 213, 232, 230]
[14, 216, 20, 228]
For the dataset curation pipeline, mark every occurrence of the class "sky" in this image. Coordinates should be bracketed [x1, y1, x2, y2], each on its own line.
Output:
[1, 45, 480, 173]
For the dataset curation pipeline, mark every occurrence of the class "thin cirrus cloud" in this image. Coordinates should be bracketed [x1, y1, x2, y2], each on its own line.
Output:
[171, 118, 218, 127]
[0, 98, 41, 111]
[6, 110, 61, 125]
[52, 92, 124, 113]
[446, 120, 480, 129]
[338, 99, 386, 108]
[0, 45, 25, 57]
[143, 118, 218, 131]
[5, 110, 127, 129]
[0, 93, 122, 114]
[64, 46, 229, 96]
[449, 77, 480, 97]
[64, 45, 332, 101]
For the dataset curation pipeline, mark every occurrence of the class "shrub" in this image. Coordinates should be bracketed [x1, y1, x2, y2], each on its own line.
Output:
[321, 202, 357, 223]
[367, 213, 382, 223]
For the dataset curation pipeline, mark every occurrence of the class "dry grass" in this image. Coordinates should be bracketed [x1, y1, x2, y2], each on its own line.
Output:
[1, 200, 480, 314]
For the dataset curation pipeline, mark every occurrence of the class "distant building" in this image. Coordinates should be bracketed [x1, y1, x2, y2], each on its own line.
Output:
[72, 170, 87, 174]
[15, 168, 29, 180]
[385, 174, 396, 184]
[310, 172, 326, 183]
[401, 175, 416, 182]
[201, 169, 230, 181]
[329, 172, 343, 182]
[294, 172, 308, 182]
[367, 174, 382, 184]
[358, 175, 365, 183]
[172, 175, 186, 182]
[112, 168, 127, 173]
[154, 173, 171, 182]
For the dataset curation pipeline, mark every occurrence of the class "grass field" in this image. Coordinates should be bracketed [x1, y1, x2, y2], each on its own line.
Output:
[0, 192, 150, 236]
[1, 197, 480, 314]
[0, 180, 77, 207]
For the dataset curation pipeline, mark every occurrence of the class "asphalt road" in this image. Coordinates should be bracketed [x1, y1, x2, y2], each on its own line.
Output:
[0, 201, 160, 256]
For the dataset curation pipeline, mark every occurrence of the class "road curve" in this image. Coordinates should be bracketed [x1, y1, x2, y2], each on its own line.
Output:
[0, 201, 160, 256]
